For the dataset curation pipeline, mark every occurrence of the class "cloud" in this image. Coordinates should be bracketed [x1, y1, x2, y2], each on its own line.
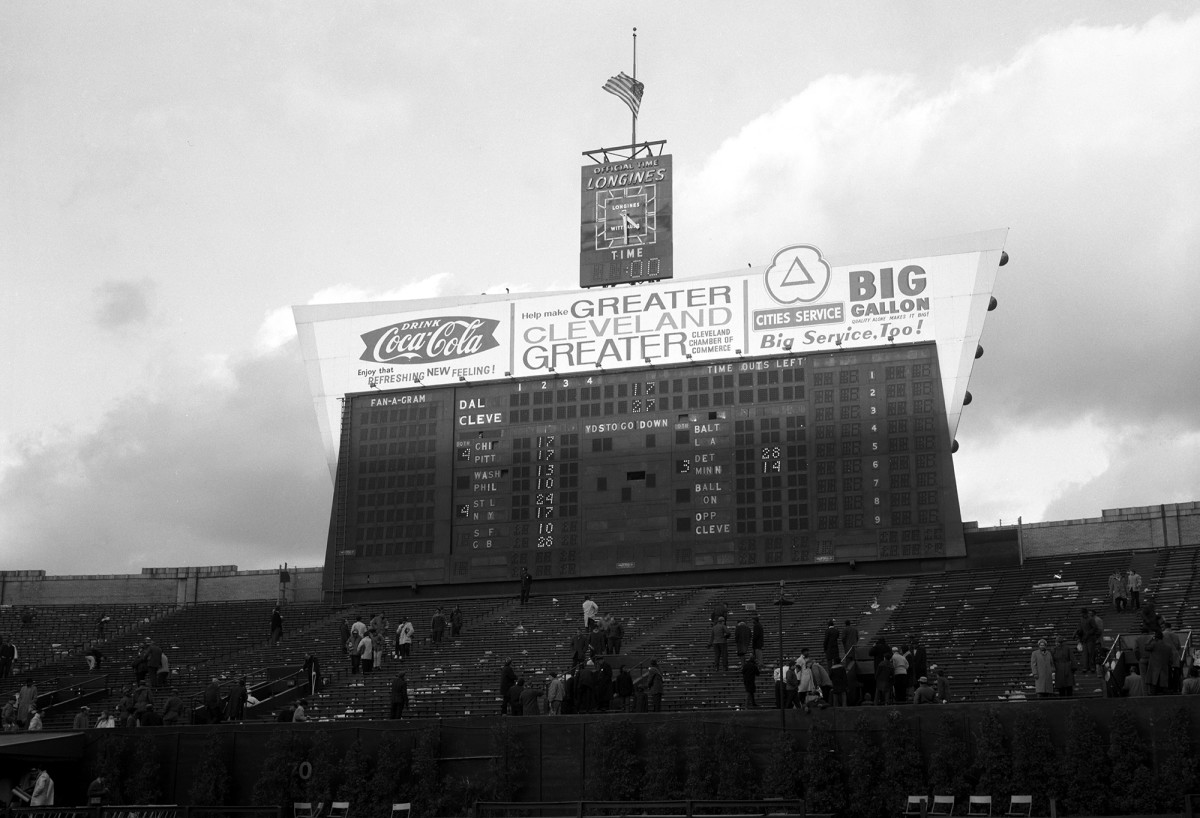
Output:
[678, 13, 1200, 415]
[672, 13, 1200, 525]
[256, 275, 451, 353]
[0, 340, 330, 575]
[93, 278, 156, 330]
[956, 417, 1200, 525]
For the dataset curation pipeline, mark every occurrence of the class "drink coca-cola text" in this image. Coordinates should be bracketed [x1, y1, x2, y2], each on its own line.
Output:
[360, 316, 500, 364]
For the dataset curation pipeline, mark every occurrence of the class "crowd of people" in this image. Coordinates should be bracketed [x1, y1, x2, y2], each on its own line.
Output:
[489, 593, 658, 717]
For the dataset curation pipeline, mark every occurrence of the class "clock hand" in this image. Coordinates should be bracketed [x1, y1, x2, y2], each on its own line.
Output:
[623, 213, 640, 229]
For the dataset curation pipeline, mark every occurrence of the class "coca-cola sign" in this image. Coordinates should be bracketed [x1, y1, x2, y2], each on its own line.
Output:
[360, 316, 500, 364]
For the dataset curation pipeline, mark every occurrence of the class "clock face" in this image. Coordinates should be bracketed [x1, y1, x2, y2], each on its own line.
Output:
[595, 186, 657, 250]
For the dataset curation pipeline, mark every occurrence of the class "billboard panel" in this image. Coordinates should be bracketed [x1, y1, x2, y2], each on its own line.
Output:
[297, 230, 1007, 475]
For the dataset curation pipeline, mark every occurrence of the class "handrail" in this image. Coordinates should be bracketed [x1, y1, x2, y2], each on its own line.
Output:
[474, 800, 809, 818]
[10, 807, 281, 818]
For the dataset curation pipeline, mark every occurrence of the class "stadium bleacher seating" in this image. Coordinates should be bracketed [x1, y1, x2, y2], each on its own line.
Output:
[5, 544, 1196, 728]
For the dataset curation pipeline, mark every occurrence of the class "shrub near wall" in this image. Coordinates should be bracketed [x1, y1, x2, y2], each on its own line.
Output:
[86, 702, 1200, 817]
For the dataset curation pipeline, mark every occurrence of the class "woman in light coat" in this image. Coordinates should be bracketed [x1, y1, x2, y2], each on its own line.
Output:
[1031, 638, 1055, 697]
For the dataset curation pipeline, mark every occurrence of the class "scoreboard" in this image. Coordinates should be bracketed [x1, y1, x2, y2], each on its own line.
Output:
[335, 340, 964, 585]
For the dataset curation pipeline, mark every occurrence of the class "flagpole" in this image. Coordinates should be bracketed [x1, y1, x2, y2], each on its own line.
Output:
[631, 27, 637, 155]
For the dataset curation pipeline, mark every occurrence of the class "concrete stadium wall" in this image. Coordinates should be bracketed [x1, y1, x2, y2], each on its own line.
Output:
[0, 565, 324, 606]
[1017, 501, 1200, 558]
[1, 501, 1196, 608]
[28, 696, 1200, 807]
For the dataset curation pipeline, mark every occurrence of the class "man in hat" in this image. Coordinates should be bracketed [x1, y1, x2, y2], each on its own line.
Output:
[1052, 636, 1076, 697]
[1031, 638, 1055, 698]
[499, 659, 517, 715]
[710, 616, 730, 671]
[913, 676, 936, 704]
[72, 705, 90, 730]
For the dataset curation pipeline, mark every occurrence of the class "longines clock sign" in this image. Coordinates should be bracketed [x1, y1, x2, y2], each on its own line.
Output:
[579, 155, 673, 288]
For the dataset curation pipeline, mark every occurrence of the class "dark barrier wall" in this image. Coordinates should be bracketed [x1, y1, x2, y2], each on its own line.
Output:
[34, 696, 1200, 809]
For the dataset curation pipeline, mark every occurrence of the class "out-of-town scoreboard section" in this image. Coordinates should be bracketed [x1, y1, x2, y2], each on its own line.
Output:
[341, 341, 960, 582]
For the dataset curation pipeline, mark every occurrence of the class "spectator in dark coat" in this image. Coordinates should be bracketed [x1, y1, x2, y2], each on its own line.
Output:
[508, 679, 526, 716]
[596, 657, 614, 711]
[571, 628, 589, 665]
[829, 661, 848, 707]
[576, 661, 597, 712]
[734, 619, 752, 660]
[841, 620, 859, 657]
[138, 703, 163, 726]
[606, 618, 624, 654]
[751, 615, 765, 664]
[226, 677, 248, 721]
[269, 606, 283, 645]
[1052, 636, 1076, 696]
[741, 656, 760, 707]
[303, 653, 321, 694]
[646, 660, 664, 711]
[1075, 608, 1099, 673]
[390, 672, 409, 719]
[710, 617, 730, 670]
[430, 608, 447, 647]
[588, 627, 606, 659]
[519, 680, 542, 715]
[908, 637, 928, 689]
[203, 677, 223, 724]
[822, 620, 841, 666]
[161, 695, 185, 725]
[0, 638, 15, 679]
[1140, 631, 1174, 695]
[615, 666, 634, 711]
[499, 659, 517, 715]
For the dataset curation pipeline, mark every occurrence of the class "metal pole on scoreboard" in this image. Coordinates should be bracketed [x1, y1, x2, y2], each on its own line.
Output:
[631, 27, 638, 153]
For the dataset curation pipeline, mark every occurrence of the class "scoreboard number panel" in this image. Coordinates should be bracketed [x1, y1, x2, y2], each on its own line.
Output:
[329, 342, 965, 586]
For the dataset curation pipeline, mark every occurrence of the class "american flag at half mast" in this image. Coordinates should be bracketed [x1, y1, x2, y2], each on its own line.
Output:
[603, 72, 644, 117]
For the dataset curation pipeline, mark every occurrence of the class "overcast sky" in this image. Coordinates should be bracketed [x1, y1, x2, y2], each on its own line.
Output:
[3, 2, 1198, 576]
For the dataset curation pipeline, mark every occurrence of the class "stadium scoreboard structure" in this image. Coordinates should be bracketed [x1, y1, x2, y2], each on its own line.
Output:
[295, 230, 1007, 594]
